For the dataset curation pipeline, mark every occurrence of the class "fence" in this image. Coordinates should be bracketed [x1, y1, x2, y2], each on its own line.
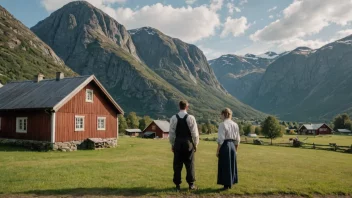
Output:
[200, 137, 352, 153]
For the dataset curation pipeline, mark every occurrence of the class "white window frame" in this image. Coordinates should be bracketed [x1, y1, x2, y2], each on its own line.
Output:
[75, 116, 85, 132]
[97, 117, 106, 131]
[16, 117, 28, 133]
[86, 89, 94, 103]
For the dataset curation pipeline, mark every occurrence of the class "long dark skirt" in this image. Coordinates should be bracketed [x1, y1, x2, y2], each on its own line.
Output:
[217, 140, 238, 186]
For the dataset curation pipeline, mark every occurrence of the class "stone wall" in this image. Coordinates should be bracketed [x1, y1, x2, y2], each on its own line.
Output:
[0, 138, 52, 151]
[0, 138, 118, 151]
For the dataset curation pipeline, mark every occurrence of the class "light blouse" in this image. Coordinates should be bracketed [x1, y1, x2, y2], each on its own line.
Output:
[217, 119, 241, 145]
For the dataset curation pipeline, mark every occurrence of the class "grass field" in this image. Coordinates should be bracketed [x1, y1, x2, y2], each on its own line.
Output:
[201, 134, 352, 146]
[0, 137, 351, 197]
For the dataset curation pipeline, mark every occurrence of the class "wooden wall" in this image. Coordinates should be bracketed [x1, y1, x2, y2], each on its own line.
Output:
[143, 122, 166, 138]
[317, 124, 332, 135]
[0, 110, 51, 141]
[55, 82, 118, 142]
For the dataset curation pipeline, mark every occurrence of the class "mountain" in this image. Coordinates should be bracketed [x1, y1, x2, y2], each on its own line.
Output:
[0, 6, 76, 84]
[31, 1, 265, 120]
[247, 36, 352, 121]
[209, 52, 280, 101]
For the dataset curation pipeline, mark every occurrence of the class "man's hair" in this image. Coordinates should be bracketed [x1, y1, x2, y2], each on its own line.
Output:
[179, 100, 189, 110]
[221, 108, 233, 119]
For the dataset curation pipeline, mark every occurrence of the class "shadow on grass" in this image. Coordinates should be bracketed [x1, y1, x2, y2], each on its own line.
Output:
[23, 187, 223, 196]
[0, 145, 31, 152]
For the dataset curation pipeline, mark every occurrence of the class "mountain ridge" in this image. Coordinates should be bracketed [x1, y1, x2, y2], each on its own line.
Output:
[247, 34, 352, 121]
[0, 5, 76, 84]
[31, 1, 266, 120]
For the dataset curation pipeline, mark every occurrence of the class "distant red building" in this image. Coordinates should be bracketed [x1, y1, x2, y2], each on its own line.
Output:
[143, 120, 170, 138]
[0, 73, 124, 150]
[298, 123, 332, 135]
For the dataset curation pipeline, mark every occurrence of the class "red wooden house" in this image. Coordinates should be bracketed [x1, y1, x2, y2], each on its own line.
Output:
[143, 120, 170, 138]
[298, 123, 332, 135]
[0, 73, 124, 150]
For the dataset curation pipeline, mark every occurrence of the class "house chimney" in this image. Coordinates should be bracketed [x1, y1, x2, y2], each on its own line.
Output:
[56, 72, 64, 81]
[34, 73, 44, 82]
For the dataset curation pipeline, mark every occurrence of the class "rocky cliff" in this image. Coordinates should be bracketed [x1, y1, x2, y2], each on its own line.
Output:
[248, 37, 352, 121]
[209, 53, 279, 101]
[0, 5, 75, 84]
[32, 1, 265, 120]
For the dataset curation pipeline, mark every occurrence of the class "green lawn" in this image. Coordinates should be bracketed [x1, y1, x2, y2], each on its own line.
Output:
[201, 134, 352, 146]
[0, 137, 351, 197]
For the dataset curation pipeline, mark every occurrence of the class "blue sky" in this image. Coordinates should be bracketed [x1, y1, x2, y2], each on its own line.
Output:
[2, 0, 352, 59]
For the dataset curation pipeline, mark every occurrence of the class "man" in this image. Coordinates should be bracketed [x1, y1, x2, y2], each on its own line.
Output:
[169, 100, 199, 192]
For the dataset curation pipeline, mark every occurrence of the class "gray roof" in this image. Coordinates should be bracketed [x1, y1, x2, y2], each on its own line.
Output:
[153, 120, 170, 132]
[337, 129, 351, 133]
[301, 123, 325, 130]
[0, 75, 124, 114]
[0, 76, 90, 110]
[125, 129, 142, 133]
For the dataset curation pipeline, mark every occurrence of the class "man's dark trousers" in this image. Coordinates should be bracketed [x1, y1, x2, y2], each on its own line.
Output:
[173, 114, 195, 185]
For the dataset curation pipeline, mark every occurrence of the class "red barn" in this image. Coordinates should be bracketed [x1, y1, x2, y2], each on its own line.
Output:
[0, 73, 124, 151]
[298, 123, 332, 135]
[143, 120, 170, 139]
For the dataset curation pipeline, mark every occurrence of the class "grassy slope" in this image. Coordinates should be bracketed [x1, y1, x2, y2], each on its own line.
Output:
[0, 137, 351, 196]
[0, 6, 76, 84]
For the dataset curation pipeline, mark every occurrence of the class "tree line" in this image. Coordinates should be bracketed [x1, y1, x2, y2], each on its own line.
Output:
[118, 112, 153, 133]
[332, 113, 352, 131]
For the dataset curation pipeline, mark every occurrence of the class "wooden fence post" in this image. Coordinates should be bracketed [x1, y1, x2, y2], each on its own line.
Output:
[313, 143, 315, 149]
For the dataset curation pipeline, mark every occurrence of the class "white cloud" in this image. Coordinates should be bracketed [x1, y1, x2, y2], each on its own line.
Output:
[40, 1, 221, 43]
[115, 4, 220, 42]
[337, 29, 352, 38]
[268, 15, 273, 19]
[185, 0, 197, 5]
[276, 38, 328, 51]
[198, 45, 231, 60]
[41, 0, 126, 11]
[210, 0, 223, 11]
[267, 6, 277, 12]
[227, 2, 240, 14]
[239, 0, 248, 6]
[251, 0, 352, 42]
[220, 16, 249, 38]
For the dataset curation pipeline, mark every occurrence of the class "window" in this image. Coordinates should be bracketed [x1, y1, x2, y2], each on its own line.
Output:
[75, 116, 85, 131]
[151, 125, 156, 130]
[16, 117, 28, 133]
[320, 128, 327, 132]
[97, 117, 106, 130]
[86, 89, 93, 102]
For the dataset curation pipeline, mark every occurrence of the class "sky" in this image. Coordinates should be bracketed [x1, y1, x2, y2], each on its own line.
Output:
[1, 0, 352, 60]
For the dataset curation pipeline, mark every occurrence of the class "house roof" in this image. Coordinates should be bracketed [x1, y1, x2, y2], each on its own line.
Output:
[300, 123, 325, 130]
[0, 75, 124, 114]
[153, 120, 170, 132]
[125, 129, 142, 133]
[298, 123, 332, 131]
[337, 129, 351, 133]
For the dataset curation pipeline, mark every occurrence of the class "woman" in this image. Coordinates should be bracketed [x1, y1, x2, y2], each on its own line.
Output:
[216, 108, 240, 190]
